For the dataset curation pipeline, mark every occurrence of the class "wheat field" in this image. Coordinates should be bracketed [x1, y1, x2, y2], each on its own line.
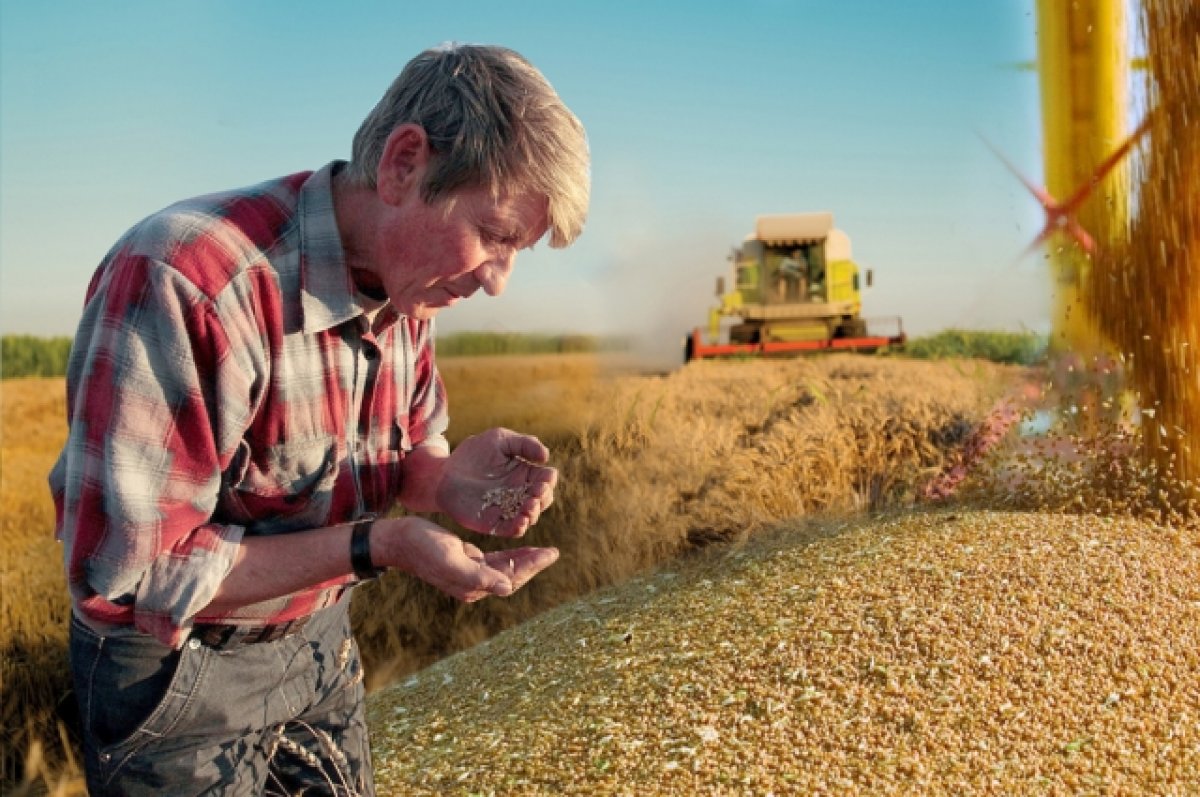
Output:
[2, 353, 1018, 792]
[1, 377, 77, 795]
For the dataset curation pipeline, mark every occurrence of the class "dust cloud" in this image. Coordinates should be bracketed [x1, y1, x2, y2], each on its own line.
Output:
[589, 215, 738, 372]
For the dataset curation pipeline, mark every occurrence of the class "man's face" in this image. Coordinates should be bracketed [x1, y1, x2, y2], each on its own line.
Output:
[365, 184, 549, 321]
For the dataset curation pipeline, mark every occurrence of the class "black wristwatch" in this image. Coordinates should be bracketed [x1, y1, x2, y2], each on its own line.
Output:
[350, 518, 385, 581]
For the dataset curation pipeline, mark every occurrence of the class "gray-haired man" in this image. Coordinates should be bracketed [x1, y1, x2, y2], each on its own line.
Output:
[52, 44, 589, 795]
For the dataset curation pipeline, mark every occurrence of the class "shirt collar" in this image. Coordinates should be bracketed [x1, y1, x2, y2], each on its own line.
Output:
[299, 160, 393, 335]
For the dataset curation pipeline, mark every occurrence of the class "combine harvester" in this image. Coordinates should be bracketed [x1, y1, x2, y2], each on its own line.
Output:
[684, 212, 905, 362]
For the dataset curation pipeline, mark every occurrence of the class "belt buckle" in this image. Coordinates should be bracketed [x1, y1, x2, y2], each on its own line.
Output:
[195, 624, 238, 648]
[194, 615, 309, 649]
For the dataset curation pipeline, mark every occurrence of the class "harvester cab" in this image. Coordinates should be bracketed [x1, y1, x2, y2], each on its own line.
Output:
[685, 212, 905, 361]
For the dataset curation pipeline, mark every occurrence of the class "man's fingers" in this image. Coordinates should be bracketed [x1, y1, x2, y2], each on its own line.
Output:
[401, 521, 556, 601]
[433, 546, 558, 602]
[519, 467, 556, 521]
[483, 546, 559, 592]
[526, 467, 557, 496]
[438, 560, 511, 601]
[498, 428, 550, 464]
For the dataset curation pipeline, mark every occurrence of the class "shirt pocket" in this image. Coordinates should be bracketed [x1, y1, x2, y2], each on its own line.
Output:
[220, 437, 339, 533]
[356, 419, 410, 512]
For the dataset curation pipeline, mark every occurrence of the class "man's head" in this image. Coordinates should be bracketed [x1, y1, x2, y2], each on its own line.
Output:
[346, 43, 589, 251]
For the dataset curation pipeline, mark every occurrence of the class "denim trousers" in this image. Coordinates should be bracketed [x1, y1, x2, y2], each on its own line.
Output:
[69, 601, 374, 796]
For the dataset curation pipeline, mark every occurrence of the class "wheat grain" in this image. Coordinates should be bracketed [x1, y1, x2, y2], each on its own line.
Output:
[481, 485, 530, 521]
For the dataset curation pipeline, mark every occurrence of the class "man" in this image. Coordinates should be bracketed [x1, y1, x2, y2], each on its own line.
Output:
[49, 43, 589, 796]
[776, 250, 807, 303]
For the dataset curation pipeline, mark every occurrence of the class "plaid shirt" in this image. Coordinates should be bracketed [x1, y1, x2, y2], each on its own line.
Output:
[50, 162, 449, 648]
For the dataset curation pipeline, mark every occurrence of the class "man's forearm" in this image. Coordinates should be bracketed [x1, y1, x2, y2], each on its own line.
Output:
[201, 522, 361, 616]
[203, 443, 450, 616]
[203, 511, 546, 617]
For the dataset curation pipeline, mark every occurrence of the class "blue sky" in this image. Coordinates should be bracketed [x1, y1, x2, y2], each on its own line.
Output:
[2, 1, 1058, 357]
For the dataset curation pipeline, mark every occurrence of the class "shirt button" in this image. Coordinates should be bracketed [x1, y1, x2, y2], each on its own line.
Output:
[100, 752, 112, 763]
[187, 637, 202, 650]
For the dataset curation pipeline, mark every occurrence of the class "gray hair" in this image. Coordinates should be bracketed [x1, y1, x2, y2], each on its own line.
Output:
[347, 43, 590, 248]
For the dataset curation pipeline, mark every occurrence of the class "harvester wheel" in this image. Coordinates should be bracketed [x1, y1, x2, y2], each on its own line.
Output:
[683, 332, 695, 363]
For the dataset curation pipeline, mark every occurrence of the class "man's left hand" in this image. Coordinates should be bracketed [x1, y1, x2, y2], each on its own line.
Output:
[435, 427, 557, 537]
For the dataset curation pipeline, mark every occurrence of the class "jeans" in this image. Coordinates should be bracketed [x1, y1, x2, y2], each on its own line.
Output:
[69, 602, 373, 796]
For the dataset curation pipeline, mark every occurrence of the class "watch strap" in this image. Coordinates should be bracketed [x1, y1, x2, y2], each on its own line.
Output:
[350, 519, 384, 581]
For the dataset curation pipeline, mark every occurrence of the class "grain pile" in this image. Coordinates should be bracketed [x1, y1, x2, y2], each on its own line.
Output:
[369, 509, 1200, 795]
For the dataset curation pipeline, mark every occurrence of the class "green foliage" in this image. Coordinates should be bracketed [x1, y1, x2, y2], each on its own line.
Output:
[0, 332, 628, 377]
[897, 329, 1047, 365]
[1, 336, 73, 379]
[435, 331, 627, 357]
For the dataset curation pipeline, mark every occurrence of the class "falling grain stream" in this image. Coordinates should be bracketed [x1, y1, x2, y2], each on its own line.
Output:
[1087, 0, 1200, 503]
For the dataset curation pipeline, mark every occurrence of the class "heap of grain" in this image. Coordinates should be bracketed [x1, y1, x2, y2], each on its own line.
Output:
[368, 509, 1200, 795]
[1085, 0, 1200, 505]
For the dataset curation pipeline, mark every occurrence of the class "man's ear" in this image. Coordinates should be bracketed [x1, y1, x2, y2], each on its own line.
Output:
[377, 124, 430, 205]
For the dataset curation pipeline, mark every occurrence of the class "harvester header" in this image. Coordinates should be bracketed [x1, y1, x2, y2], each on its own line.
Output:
[685, 212, 905, 362]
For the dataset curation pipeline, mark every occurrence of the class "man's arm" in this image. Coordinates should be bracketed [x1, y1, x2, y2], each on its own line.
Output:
[202, 514, 558, 612]
[53, 253, 261, 646]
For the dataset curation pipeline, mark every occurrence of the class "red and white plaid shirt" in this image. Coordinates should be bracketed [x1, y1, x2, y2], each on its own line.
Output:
[50, 162, 449, 648]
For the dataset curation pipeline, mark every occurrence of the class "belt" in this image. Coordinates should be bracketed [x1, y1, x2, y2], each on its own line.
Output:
[191, 616, 312, 649]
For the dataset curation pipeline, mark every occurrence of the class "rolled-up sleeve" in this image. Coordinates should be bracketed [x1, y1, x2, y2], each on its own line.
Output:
[53, 250, 255, 647]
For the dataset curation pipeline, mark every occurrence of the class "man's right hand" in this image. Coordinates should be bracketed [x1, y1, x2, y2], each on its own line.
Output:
[379, 517, 559, 602]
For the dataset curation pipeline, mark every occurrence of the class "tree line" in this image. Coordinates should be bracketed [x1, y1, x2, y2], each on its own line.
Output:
[1, 336, 73, 379]
[4, 330, 1043, 379]
[1, 333, 628, 379]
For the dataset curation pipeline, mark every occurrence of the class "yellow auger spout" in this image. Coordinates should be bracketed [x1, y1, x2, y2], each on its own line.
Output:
[1035, 0, 1129, 354]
